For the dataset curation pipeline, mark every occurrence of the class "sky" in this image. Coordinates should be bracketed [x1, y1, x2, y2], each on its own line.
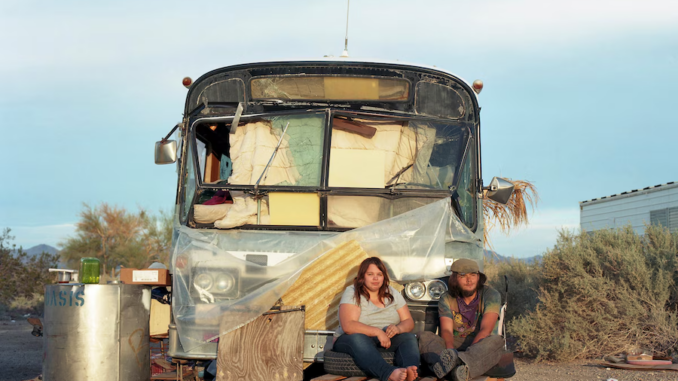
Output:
[1, 0, 677, 258]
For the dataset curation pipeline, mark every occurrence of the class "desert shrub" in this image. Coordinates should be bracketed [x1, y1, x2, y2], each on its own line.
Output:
[9, 293, 45, 315]
[509, 225, 678, 361]
[484, 258, 541, 323]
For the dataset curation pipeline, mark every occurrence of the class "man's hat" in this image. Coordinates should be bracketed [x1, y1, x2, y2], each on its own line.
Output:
[450, 258, 482, 275]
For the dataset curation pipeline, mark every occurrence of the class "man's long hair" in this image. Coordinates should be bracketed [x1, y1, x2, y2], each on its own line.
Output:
[354, 257, 394, 306]
[447, 272, 487, 298]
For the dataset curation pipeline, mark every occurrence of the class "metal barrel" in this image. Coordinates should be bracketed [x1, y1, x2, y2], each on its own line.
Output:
[43, 284, 151, 381]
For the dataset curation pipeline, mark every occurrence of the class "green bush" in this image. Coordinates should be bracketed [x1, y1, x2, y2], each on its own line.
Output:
[508, 225, 678, 361]
[0, 228, 59, 316]
[485, 257, 541, 323]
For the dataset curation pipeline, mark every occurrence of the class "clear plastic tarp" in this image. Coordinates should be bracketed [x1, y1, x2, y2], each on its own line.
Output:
[170, 197, 479, 354]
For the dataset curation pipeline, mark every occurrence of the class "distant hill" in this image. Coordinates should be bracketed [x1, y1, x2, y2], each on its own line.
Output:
[484, 249, 541, 264]
[17, 244, 68, 268]
[24, 244, 59, 257]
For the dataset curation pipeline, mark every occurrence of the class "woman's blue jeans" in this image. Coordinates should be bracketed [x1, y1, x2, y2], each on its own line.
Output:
[333, 332, 420, 381]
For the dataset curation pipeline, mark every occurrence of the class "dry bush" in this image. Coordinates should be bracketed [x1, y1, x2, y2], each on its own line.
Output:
[9, 293, 45, 316]
[485, 258, 541, 323]
[509, 225, 678, 361]
[484, 180, 539, 251]
[10, 293, 44, 311]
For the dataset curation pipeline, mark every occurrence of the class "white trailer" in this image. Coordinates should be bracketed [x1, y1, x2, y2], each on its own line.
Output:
[580, 181, 678, 234]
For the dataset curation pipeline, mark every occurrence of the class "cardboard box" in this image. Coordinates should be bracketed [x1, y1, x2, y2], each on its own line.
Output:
[120, 268, 171, 286]
[149, 299, 171, 336]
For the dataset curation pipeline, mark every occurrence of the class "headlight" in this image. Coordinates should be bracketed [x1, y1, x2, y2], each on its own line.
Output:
[194, 273, 213, 290]
[405, 282, 426, 300]
[428, 280, 447, 300]
[215, 273, 236, 292]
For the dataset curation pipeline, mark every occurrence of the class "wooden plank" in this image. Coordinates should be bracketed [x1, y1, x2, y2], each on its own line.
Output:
[343, 377, 368, 381]
[418, 378, 437, 381]
[310, 375, 347, 381]
[217, 307, 305, 381]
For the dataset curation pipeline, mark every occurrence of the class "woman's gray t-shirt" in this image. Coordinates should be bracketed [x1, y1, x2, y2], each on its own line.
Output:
[334, 285, 407, 337]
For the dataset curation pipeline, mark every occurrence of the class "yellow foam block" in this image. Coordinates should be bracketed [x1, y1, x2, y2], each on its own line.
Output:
[329, 149, 385, 188]
[282, 241, 369, 330]
[282, 240, 405, 330]
[269, 193, 320, 226]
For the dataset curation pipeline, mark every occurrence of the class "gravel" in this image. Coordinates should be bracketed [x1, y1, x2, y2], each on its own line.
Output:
[0, 321, 42, 381]
[513, 358, 678, 381]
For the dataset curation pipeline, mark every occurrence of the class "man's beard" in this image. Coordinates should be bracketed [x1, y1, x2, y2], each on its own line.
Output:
[461, 288, 476, 298]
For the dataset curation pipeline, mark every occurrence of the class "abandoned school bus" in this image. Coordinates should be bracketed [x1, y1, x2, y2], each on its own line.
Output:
[154, 59, 514, 375]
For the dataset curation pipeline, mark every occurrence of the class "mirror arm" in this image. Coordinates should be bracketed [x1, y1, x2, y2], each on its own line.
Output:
[161, 123, 181, 144]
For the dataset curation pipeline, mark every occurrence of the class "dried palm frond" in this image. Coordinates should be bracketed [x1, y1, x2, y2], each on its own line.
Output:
[483, 180, 539, 251]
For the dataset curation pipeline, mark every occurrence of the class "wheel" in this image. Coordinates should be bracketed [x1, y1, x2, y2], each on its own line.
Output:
[323, 350, 395, 377]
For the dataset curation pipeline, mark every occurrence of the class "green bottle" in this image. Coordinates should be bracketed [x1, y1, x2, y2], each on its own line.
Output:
[80, 257, 101, 284]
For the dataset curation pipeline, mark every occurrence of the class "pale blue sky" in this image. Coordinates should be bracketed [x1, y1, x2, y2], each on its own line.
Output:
[1, 0, 677, 257]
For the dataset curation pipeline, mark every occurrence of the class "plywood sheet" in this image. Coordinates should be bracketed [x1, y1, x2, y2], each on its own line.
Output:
[329, 149, 385, 188]
[269, 193, 320, 226]
[282, 241, 369, 330]
[217, 308, 305, 381]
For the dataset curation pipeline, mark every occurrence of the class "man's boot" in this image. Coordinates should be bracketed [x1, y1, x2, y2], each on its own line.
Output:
[448, 363, 469, 381]
[431, 348, 460, 379]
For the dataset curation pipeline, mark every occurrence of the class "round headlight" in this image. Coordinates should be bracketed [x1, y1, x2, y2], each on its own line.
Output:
[405, 282, 426, 300]
[215, 273, 236, 292]
[194, 273, 213, 290]
[428, 280, 447, 300]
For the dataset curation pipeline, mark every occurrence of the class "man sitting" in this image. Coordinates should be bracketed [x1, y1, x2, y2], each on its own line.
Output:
[419, 258, 512, 381]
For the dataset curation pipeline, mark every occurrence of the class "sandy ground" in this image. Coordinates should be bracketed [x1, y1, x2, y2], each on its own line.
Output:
[2, 320, 678, 381]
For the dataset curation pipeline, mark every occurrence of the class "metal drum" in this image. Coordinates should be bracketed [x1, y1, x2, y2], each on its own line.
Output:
[43, 284, 151, 381]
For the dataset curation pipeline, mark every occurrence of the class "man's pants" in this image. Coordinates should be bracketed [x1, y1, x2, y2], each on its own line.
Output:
[418, 331, 512, 379]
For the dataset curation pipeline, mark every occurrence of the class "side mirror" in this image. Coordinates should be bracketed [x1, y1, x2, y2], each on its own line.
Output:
[155, 140, 177, 164]
[484, 177, 515, 204]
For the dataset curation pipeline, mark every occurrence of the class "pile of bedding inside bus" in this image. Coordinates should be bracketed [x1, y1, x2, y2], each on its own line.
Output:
[195, 116, 440, 228]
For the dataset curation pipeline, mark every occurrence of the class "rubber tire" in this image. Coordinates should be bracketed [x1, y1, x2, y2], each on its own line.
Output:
[323, 350, 395, 377]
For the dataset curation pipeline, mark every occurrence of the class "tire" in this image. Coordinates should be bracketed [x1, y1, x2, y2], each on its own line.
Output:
[323, 350, 395, 377]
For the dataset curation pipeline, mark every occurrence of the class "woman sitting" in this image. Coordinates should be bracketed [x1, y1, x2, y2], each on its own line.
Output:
[333, 257, 420, 381]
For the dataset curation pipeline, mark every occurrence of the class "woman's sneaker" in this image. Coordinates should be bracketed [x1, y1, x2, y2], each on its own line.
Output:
[431, 348, 460, 379]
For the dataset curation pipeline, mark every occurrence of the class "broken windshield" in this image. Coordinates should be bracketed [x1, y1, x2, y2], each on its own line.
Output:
[187, 111, 473, 229]
[193, 113, 470, 191]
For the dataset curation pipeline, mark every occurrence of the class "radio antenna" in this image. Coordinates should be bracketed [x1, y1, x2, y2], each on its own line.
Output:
[341, 0, 350, 57]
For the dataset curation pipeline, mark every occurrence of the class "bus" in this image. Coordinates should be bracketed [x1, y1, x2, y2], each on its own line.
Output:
[154, 59, 514, 373]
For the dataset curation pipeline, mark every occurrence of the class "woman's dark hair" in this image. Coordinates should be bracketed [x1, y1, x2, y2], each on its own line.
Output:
[354, 257, 394, 306]
[447, 272, 487, 298]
